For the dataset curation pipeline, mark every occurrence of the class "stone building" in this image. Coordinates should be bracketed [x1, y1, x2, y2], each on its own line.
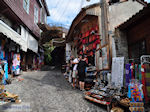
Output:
[66, 0, 147, 71]
[115, 3, 150, 62]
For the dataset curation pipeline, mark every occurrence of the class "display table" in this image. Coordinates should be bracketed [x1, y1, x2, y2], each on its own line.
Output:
[85, 95, 111, 111]
[84, 91, 112, 112]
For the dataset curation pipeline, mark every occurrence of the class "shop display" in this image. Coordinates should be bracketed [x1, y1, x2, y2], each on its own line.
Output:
[12, 54, 21, 75]
[84, 83, 127, 112]
[84, 56, 150, 112]
[84, 66, 97, 90]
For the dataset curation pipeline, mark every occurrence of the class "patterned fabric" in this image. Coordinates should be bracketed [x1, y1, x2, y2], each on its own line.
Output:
[139, 64, 142, 83]
[145, 64, 150, 98]
[131, 63, 134, 79]
[135, 64, 138, 79]
[141, 65, 148, 102]
[126, 64, 130, 87]
[128, 82, 143, 102]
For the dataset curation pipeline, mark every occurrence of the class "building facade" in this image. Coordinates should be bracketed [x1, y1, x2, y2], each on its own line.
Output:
[66, 3, 101, 69]
[66, 0, 146, 71]
[0, 0, 50, 72]
[115, 4, 150, 62]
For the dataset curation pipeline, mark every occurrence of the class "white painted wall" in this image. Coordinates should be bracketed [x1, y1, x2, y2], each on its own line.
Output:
[21, 26, 38, 53]
[109, 0, 144, 31]
[108, 0, 144, 57]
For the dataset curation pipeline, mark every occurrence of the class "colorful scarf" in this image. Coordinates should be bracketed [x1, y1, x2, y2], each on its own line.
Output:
[126, 64, 130, 87]
[145, 64, 150, 98]
[141, 64, 148, 102]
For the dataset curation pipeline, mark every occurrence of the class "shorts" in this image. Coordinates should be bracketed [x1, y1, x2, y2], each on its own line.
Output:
[72, 70, 77, 78]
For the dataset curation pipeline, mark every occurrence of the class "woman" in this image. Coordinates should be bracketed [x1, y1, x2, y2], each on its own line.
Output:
[77, 55, 87, 91]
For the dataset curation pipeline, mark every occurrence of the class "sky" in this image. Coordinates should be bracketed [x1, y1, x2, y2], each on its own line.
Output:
[46, 0, 98, 28]
[46, 0, 150, 28]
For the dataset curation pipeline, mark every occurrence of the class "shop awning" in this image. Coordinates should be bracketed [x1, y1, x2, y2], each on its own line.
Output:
[0, 20, 28, 52]
[28, 34, 38, 53]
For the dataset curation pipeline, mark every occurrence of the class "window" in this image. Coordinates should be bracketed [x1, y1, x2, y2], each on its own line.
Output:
[23, 0, 30, 14]
[34, 5, 39, 24]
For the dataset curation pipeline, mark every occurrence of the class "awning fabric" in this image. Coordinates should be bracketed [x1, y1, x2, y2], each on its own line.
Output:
[0, 20, 28, 52]
[28, 34, 38, 53]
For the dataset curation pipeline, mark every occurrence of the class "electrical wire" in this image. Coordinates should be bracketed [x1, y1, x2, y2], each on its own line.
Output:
[50, 0, 86, 28]
[52, 0, 64, 17]
[56, 0, 70, 22]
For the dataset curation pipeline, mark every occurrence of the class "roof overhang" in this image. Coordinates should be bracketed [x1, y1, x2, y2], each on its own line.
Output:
[43, 0, 50, 16]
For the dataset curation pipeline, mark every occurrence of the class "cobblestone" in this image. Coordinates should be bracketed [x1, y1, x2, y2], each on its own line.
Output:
[4, 70, 107, 112]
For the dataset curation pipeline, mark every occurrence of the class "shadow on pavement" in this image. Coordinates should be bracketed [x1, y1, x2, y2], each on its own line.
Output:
[23, 69, 81, 94]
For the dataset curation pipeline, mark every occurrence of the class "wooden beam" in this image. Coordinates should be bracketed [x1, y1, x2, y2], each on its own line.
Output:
[0, 8, 9, 14]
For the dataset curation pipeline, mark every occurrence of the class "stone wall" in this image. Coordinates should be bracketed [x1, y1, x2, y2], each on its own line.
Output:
[114, 29, 128, 62]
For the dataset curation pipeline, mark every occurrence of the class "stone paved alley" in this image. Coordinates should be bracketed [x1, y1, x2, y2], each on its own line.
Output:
[2, 70, 107, 112]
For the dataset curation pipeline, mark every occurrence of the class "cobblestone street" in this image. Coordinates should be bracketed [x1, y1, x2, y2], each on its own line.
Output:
[3, 70, 107, 112]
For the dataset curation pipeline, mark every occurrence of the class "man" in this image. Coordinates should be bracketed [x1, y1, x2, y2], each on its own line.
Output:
[72, 56, 81, 88]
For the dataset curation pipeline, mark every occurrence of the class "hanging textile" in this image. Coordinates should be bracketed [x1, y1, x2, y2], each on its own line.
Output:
[131, 63, 134, 79]
[141, 64, 148, 102]
[126, 64, 130, 87]
[135, 64, 138, 79]
[0, 47, 4, 60]
[12, 54, 21, 75]
[3, 61, 8, 84]
[139, 64, 142, 83]
[145, 64, 150, 98]
[128, 80, 144, 102]
[129, 63, 132, 80]
[85, 31, 90, 37]
[92, 43, 97, 50]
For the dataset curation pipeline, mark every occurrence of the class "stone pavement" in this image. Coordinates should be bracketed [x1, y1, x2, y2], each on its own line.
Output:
[2, 70, 107, 112]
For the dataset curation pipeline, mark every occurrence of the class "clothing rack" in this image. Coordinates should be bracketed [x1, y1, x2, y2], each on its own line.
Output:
[140, 55, 150, 65]
[125, 58, 140, 64]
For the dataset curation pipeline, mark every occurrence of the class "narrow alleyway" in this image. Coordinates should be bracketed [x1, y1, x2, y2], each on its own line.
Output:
[3, 70, 107, 112]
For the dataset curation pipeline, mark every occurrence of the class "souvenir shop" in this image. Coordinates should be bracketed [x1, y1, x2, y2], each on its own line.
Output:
[38, 46, 44, 69]
[0, 35, 21, 80]
[74, 25, 100, 66]
[84, 56, 150, 112]
[0, 37, 20, 102]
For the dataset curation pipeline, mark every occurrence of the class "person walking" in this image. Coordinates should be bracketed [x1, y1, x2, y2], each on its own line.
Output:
[72, 56, 79, 89]
[69, 56, 74, 83]
[77, 55, 88, 91]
